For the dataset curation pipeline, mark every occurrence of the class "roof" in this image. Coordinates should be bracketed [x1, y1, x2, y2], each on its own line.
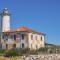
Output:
[4, 26, 45, 35]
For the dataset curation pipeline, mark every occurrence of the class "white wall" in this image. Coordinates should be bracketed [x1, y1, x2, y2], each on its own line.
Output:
[2, 15, 10, 32]
[28, 32, 45, 49]
[1, 32, 45, 49]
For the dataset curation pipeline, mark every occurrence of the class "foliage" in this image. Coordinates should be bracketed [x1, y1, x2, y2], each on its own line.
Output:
[4, 48, 30, 57]
[4, 49, 19, 57]
[0, 46, 60, 57]
[0, 49, 5, 54]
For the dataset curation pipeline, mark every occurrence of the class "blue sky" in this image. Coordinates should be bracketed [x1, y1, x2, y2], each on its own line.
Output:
[0, 0, 60, 45]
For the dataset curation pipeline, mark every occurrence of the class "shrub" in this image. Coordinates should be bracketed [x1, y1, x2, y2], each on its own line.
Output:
[18, 48, 30, 55]
[38, 47, 48, 53]
[4, 48, 30, 57]
[0, 49, 5, 54]
[4, 49, 19, 57]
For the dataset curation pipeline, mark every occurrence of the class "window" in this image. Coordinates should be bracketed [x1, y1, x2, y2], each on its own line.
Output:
[36, 36, 37, 40]
[41, 36, 42, 41]
[31, 44, 32, 48]
[2, 34, 8, 40]
[31, 35, 33, 40]
[22, 43, 24, 48]
[36, 45, 38, 49]
[14, 35, 16, 40]
[5, 35, 8, 40]
[6, 44, 8, 49]
[21, 34, 24, 40]
[13, 44, 16, 49]
[2, 35, 4, 39]
[0, 43, 2, 49]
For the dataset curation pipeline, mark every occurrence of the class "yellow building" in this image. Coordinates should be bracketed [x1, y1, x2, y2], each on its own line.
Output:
[0, 8, 45, 50]
[0, 26, 45, 50]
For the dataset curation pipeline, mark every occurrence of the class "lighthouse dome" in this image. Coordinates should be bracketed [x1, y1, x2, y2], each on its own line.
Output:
[0, 8, 11, 16]
[3, 8, 9, 14]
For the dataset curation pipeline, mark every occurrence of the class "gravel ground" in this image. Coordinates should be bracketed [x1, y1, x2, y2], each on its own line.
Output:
[23, 54, 60, 60]
[0, 54, 60, 60]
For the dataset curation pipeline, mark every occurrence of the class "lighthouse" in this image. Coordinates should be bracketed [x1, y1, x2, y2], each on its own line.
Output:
[0, 8, 11, 32]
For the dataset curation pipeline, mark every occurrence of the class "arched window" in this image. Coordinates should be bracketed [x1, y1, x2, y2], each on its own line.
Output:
[6, 44, 8, 49]
[31, 44, 32, 48]
[36, 45, 38, 49]
[21, 34, 24, 40]
[31, 35, 33, 40]
[41, 36, 42, 41]
[0, 35, 1, 40]
[2, 34, 8, 40]
[0, 43, 2, 49]
[22, 43, 24, 48]
[5, 34, 8, 40]
[14, 34, 16, 40]
[36, 36, 37, 40]
[13, 44, 16, 49]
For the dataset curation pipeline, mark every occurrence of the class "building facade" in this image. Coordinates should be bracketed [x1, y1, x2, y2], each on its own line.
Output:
[0, 8, 45, 50]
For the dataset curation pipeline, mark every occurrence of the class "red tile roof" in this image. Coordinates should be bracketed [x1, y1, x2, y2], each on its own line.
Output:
[4, 26, 45, 35]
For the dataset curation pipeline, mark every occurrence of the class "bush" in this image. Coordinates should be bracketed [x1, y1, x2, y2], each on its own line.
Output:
[0, 47, 60, 57]
[0, 49, 5, 54]
[38, 47, 48, 53]
[4, 49, 19, 57]
[18, 48, 30, 55]
[4, 48, 30, 57]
